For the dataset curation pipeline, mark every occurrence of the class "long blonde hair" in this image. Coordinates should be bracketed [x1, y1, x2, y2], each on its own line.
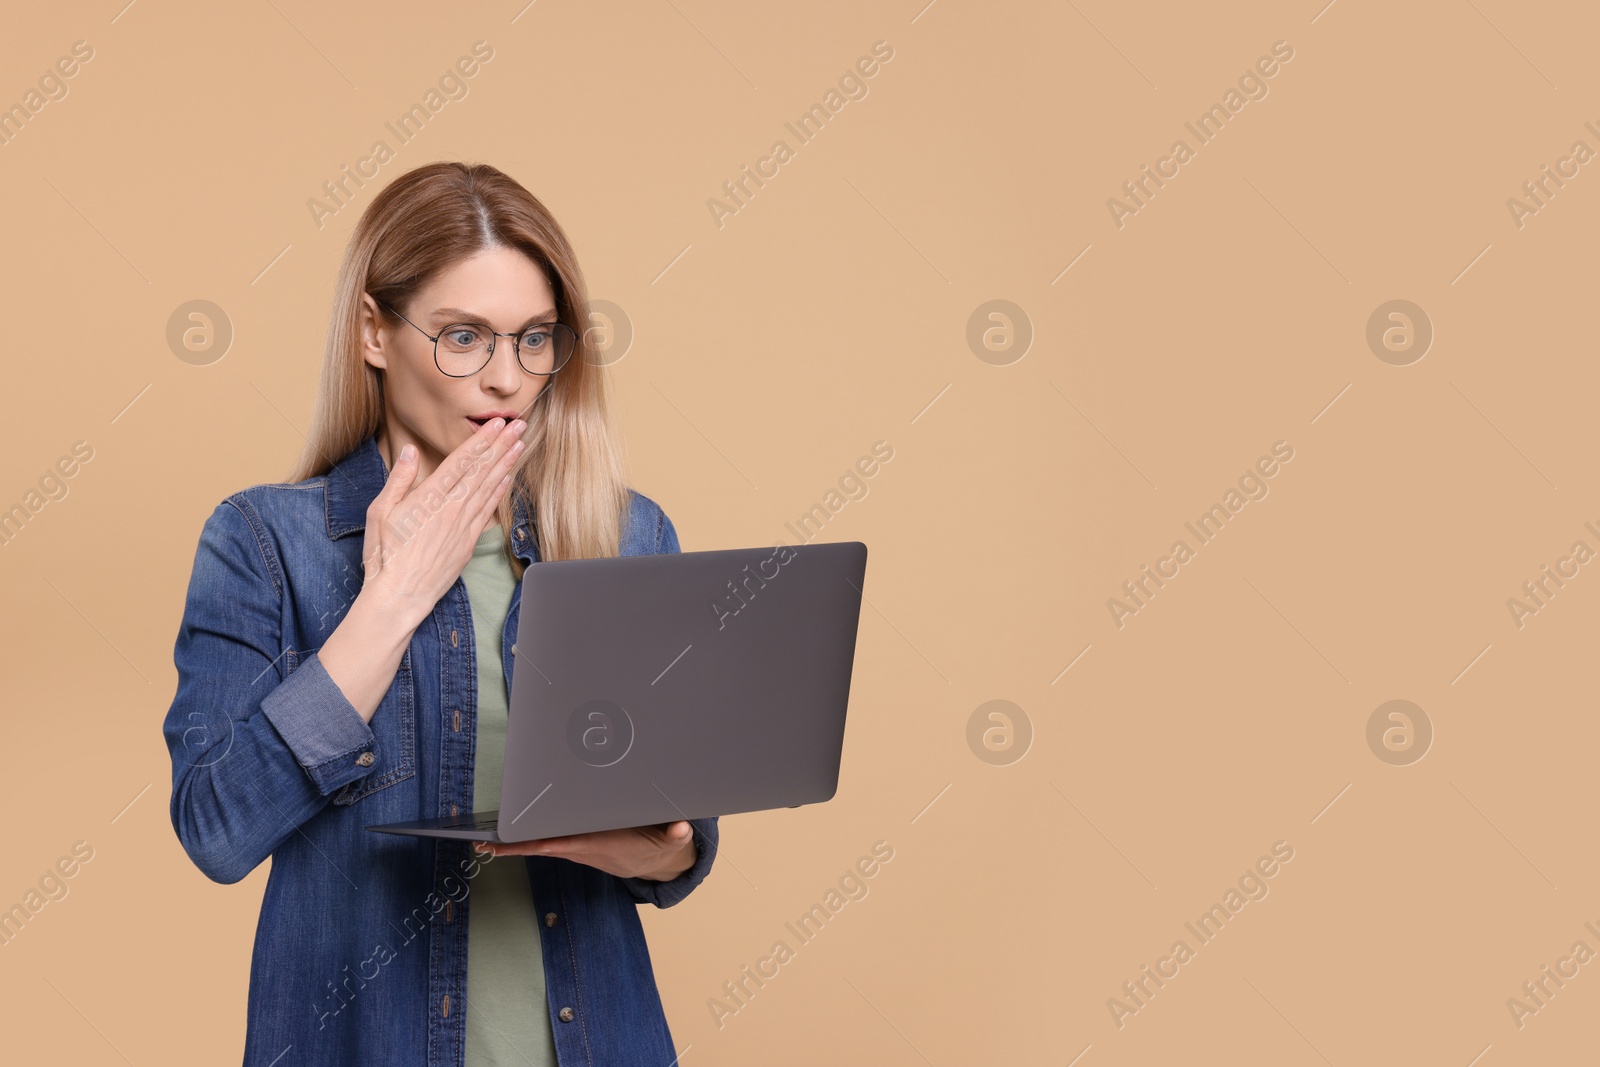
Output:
[288, 161, 630, 576]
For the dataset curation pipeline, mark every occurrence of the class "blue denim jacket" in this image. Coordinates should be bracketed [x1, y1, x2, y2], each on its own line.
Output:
[162, 431, 718, 1066]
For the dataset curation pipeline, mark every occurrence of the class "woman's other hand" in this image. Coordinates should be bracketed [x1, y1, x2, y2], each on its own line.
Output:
[475, 820, 697, 882]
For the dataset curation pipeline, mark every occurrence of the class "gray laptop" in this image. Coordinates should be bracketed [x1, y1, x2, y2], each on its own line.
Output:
[367, 540, 867, 843]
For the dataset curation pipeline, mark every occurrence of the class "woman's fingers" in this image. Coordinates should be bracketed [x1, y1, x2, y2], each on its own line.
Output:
[473, 420, 526, 494]
[364, 442, 418, 570]
[368, 442, 417, 523]
[470, 433, 526, 528]
[359, 423, 524, 615]
[475, 472, 515, 537]
[454, 420, 524, 523]
[437, 418, 511, 503]
[472, 822, 693, 880]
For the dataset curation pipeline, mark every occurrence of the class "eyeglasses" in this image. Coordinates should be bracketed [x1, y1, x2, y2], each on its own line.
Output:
[377, 299, 577, 378]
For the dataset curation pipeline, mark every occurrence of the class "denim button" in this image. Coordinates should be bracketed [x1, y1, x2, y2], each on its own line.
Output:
[544, 912, 557, 927]
[355, 751, 375, 767]
[558, 1006, 574, 1022]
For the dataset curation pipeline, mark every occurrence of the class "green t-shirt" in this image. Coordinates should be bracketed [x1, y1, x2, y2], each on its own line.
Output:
[461, 523, 558, 1067]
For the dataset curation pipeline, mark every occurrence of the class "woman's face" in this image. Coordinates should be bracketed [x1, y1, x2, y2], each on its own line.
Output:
[362, 244, 557, 484]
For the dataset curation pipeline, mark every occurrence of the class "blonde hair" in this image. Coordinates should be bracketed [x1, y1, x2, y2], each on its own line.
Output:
[287, 161, 629, 576]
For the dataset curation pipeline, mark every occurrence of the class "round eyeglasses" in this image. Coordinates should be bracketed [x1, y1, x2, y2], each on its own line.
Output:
[377, 299, 577, 378]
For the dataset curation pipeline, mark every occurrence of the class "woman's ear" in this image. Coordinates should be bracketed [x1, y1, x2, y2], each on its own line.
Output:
[359, 294, 389, 371]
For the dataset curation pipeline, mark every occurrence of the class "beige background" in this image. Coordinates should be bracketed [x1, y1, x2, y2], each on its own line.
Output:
[1, 0, 1595, 1063]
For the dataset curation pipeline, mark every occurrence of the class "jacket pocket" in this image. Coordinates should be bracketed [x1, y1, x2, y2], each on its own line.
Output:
[327, 646, 418, 805]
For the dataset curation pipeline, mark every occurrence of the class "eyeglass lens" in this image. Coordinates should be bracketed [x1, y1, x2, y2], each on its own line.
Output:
[435, 322, 576, 377]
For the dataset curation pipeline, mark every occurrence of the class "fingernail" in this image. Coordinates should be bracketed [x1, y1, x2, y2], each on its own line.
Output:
[400, 444, 414, 461]
[510, 419, 526, 433]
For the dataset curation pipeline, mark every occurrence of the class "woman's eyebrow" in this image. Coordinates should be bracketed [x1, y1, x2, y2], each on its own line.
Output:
[431, 306, 559, 326]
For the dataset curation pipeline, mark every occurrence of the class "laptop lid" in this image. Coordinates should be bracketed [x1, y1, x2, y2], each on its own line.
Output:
[494, 540, 867, 842]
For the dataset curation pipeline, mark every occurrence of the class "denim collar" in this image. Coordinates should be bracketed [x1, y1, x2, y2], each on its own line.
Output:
[324, 431, 537, 564]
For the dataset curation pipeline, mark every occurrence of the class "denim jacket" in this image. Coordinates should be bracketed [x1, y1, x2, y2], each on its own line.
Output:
[162, 431, 718, 1066]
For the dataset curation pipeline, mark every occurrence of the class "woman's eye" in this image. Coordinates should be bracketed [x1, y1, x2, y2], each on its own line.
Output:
[446, 328, 480, 347]
[522, 330, 549, 350]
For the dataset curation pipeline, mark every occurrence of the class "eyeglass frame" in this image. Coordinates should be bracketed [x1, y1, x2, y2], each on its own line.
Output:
[375, 298, 576, 378]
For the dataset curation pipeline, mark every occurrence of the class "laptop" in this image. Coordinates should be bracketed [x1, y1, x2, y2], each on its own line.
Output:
[366, 540, 868, 843]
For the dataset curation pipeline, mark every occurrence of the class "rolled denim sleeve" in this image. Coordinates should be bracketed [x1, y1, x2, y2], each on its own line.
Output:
[619, 815, 719, 909]
[260, 650, 378, 794]
[164, 498, 379, 884]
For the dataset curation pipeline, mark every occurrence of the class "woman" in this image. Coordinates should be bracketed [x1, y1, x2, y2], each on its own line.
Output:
[162, 161, 718, 1067]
